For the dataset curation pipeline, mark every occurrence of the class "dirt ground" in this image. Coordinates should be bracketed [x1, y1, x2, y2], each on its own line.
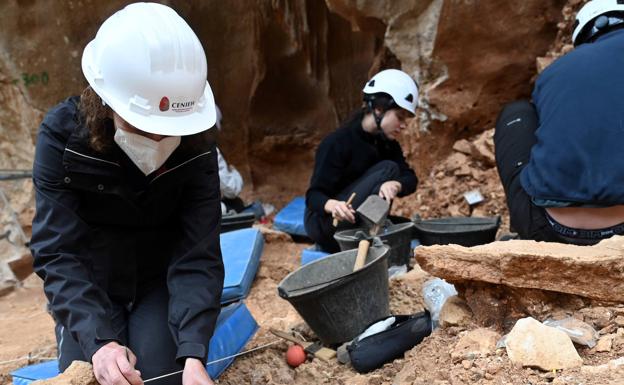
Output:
[2, 230, 623, 385]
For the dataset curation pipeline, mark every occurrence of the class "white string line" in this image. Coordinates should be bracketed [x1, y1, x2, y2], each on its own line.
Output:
[143, 340, 280, 383]
[1, 340, 280, 379]
[0, 355, 57, 366]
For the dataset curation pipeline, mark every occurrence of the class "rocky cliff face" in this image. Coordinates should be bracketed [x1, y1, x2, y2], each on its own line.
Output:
[0, 0, 566, 206]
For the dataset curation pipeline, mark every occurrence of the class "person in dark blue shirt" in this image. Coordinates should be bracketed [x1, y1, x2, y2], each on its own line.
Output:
[305, 69, 419, 252]
[494, 0, 624, 245]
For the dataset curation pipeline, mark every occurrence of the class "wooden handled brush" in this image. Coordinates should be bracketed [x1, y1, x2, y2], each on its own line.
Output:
[332, 192, 356, 227]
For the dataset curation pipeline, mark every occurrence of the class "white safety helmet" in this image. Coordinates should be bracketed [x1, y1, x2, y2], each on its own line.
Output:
[81, 2, 216, 136]
[572, 0, 624, 46]
[362, 69, 419, 115]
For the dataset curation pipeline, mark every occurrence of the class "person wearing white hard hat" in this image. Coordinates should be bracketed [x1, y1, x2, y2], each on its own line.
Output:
[305, 69, 419, 252]
[30, 3, 222, 385]
[494, 0, 624, 245]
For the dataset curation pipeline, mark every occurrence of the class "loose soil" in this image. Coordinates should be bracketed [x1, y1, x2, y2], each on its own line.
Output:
[2, 232, 623, 385]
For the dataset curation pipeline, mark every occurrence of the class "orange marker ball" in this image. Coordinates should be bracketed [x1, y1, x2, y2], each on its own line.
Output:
[285, 345, 306, 367]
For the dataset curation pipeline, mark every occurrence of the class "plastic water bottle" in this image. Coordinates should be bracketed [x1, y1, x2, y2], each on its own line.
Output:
[422, 278, 457, 329]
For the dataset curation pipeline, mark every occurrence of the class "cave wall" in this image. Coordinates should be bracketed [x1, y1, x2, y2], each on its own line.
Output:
[0, 0, 566, 206]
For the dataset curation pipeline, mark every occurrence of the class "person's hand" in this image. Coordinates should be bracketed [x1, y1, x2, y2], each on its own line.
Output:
[92, 342, 142, 385]
[325, 199, 356, 223]
[378, 181, 402, 201]
[182, 358, 214, 385]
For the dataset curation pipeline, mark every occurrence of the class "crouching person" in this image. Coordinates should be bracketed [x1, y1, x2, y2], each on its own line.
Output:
[30, 4, 224, 385]
[494, 0, 624, 245]
[305, 69, 419, 253]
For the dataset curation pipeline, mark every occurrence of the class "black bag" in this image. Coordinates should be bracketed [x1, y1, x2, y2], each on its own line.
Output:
[347, 311, 432, 373]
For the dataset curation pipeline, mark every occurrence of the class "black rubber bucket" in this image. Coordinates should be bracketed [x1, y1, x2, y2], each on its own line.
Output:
[333, 222, 415, 267]
[277, 245, 390, 346]
[412, 216, 501, 246]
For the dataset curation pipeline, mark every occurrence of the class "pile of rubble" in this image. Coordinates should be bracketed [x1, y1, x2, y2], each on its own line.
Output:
[394, 128, 509, 232]
[410, 235, 624, 383]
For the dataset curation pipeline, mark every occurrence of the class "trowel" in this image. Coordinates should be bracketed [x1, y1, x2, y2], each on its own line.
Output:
[352, 195, 390, 271]
[357, 195, 390, 237]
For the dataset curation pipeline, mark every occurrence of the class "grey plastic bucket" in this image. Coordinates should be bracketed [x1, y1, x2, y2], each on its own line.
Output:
[333, 222, 414, 266]
[277, 245, 390, 346]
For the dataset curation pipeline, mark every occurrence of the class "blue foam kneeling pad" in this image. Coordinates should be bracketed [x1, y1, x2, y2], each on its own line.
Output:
[221, 228, 264, 304]
[11, 301, 258, 384]
[273, 196, 307, 237]
[206, 301, 258, 378]
[301, 247, 330, 266]
[11, 360, 58, 385]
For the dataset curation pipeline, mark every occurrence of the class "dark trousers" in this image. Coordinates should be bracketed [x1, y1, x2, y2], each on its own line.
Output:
[494, 100, 624, 245]
[55, 283, 183, 385]
[304, 160, 400, 253]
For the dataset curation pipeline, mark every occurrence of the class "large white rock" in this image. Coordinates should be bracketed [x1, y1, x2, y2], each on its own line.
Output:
[506, 317, 582, 371]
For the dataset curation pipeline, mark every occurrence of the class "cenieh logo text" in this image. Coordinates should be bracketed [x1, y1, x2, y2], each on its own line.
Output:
[171, 101, 195, 112]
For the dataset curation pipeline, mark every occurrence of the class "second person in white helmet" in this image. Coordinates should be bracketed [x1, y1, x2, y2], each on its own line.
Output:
[305, 69, 419, 252]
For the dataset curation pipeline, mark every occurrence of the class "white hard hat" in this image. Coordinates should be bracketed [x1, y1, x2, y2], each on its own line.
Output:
[572, 0, 624, 45]
[362, 69, 419, 115]
[81, 2, 216, 136]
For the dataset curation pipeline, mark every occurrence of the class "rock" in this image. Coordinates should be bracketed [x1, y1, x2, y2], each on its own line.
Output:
[452, 139, 473, 155]
[536, 56, 556, 73]
[579, 307, 614, 329]
[615, 315, 624, 327]
[7, 249, 33, 281]
[595, 334, 615, 353]
[0, 281, 14, 297]
[345, 374, 371, 385]
[454, 164, 472, 177]
[485, 361, 502, 375]
[32, 361, 96, 385]
[450, 328, 500, 362]
[444, 152, 470, 172]
[506, 317, 582, 371]
[439, 296, 472, 328]
[415, 236, 624, 302]
[471, 131, 495, 166]
[581, 357, 624, 375]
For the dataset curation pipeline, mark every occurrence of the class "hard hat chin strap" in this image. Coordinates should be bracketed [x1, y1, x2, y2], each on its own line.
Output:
[367, 100, 385, 134]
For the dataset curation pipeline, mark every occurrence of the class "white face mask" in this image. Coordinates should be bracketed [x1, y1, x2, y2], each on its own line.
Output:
[113, 126, 181, 176]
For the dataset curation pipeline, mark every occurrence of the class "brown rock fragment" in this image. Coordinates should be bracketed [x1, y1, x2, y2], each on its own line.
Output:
[416, 236, 624, 302]
[439, 296, 472, 328]
[32, 361, 97, 385]
[452, 139, 473, 155]
[595, 334, 615, 353]
[7, 250, 33, 281]
[450, 328, 500, 362]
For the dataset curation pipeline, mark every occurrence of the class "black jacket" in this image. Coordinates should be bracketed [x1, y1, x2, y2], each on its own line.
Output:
[30, 97, 224, 363]
[306, 112, 418, 213]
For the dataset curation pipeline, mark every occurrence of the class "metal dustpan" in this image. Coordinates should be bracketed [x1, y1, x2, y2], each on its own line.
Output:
[356, 195, 390, 235]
